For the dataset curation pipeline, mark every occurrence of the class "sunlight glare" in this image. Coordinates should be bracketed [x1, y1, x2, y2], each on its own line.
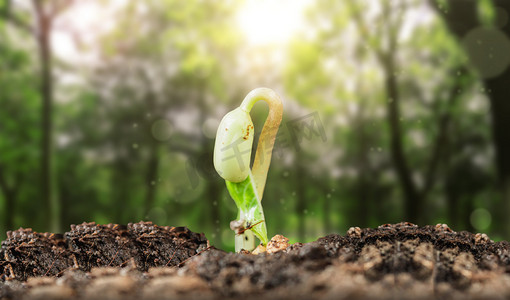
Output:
[237, 0, 311, 45]
[52, 1, 126, 63]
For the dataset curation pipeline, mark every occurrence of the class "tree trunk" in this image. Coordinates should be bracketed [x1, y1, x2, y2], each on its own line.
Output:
[112, 162, 130, 224]
[356, 121, 370, 227]
[0, 188, 16, 231]
[487, 72, 510, 234]
[431, 0, 510, 236]
[382, 57, 420, 224]
[34, 3, 58, 232]
[487, 71, 510, 189]
[323, 190, 332, 234]
[463, 196, 475, 232]
[0, 169, 17, 230]
[446, 183, 459, 229]
[144, 142, 160, 217]
[205, 181, 220, 243]
[295, 157, 306, 241]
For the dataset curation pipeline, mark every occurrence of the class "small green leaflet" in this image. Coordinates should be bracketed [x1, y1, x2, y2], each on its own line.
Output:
[226, 172, 268, 245]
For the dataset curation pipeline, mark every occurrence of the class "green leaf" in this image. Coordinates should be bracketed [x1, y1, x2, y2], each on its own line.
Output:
[226, 172, 268, 245]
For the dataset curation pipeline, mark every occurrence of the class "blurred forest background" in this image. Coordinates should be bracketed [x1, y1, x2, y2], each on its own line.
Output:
[1, 0, 510, 251]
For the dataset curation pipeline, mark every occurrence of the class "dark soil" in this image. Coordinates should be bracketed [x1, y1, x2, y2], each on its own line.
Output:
[0, 222, 208, 281]
[2, 222, 510, 299]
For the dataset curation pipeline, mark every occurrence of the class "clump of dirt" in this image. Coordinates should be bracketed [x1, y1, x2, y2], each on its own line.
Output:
[3, 222, 510, 300]
[0, 221, 208, 281]
[0, 228, 74, 281]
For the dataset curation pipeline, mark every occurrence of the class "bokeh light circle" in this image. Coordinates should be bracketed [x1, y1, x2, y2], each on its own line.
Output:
[496, 6, 509, 28]
[202, 118, 220, 139]
[470, 208, 492, 231]
[462, 27, 510, 79]
[147, 207, 168, 224]
[151, 119, 173, 142]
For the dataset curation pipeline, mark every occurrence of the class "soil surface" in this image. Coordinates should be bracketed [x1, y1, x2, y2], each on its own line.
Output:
[2, 222, 510, 299]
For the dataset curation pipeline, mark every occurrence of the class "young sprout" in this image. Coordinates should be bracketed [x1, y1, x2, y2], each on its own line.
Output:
[213, 88, 283, 252]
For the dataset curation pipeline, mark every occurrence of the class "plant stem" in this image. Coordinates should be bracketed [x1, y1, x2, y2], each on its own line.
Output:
[240, 88, 283, 199]
[227, 170, 268, 250]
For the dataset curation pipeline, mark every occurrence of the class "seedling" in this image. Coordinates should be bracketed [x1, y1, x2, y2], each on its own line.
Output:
[213, 88, 283, 252]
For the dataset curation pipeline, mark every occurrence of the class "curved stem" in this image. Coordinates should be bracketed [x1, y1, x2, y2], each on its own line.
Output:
[240, 88, 283, 199]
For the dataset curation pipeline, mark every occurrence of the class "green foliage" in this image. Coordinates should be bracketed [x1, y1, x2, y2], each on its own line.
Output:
[0, 0, 505, 248]
[285, 0, 495, 232]
[0, 23, 41, 235]
[477, 0, 496, 27]
[226, 174, 268, 245]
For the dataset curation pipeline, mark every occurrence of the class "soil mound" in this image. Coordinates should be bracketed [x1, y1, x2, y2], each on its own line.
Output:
[2, 222, 510, 299]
